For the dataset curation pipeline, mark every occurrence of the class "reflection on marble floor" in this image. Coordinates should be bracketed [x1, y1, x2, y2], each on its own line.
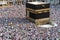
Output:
[0, 4, 60, 40]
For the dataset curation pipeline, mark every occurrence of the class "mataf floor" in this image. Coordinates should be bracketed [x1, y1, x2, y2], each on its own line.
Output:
[0, 4, 60, 40]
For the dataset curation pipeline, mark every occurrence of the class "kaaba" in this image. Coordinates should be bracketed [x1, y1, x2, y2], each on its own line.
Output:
[26, 2, 50, 10]
[26, 2, 50, 25]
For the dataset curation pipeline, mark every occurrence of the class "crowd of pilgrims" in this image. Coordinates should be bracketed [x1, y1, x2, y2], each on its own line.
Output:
[0, 4, 60, 40]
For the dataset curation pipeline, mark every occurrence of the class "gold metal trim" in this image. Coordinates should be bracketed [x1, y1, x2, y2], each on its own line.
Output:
[26, 17, 49, 25]
[26, 8, 50, 14]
